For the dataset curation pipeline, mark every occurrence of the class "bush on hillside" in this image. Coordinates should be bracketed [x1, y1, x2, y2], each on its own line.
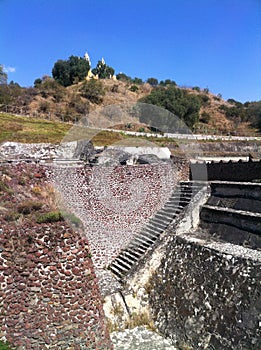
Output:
[139, 85, 201, 129]
[80, 80, 105, 104]
[17, 200, 43, 215]
[129, 85, 139, 92]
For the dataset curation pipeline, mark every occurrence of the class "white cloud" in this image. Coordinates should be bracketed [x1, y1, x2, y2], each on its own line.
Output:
[3, 66, 16, 73]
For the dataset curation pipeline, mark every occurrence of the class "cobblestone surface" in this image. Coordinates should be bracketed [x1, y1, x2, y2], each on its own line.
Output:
[111, 327, 177, 350]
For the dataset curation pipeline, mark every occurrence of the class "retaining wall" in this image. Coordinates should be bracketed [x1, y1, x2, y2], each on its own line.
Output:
[190, 160, 261, 181]
[147, 232, 261, 349]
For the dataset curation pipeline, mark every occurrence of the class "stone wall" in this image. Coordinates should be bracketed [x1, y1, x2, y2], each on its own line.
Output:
[190, 159, 261, 181]
[0, 163, 112, 349]
[143, 191, 261, 350]
[54, 160, 189, 269]
[147, 233, 260, 349]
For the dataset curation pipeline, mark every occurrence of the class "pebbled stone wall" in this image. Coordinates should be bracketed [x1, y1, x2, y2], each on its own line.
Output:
[0, 163, 112, 349]
[54, 160, 189, 269]
[147, 232, 261, 350]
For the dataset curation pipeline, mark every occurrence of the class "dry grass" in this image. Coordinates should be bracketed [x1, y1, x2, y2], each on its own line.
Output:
[0, 113, 70, 143]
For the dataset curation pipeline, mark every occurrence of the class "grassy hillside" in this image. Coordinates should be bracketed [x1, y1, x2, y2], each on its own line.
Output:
[0, 113, 70, 143]
[1, 78, 260, 138]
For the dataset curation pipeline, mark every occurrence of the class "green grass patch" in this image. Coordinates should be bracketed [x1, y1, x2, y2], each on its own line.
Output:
[0, 341, 12, 350]
[36, 211, 64, 224]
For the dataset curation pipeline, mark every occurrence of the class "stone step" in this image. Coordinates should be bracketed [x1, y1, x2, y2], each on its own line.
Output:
[154, 213, 173, 223]
[150, 216, 170, 226]
[159, 207, 182, 215]
[110, 260, 129, 273]
[139, 229, 159, 240]
[115, 255, 135, 268]
[129, 237, 152, 250]
[132, 235, 155, 246]
[109, 265, 123, 280]
[165, 197, 190, 203]
[112, 258, 132, 272]
[146, 221, 163, 232]
[143, 226, 162, 238]
[162, 206, 183, 214]
[156, 208, 176, 218]
[159, 205, 183, 213]
[147, 221, 168, 233]
[116, 250, 137, 266]
[168, 195, 191, 202]
[128, 243, 147, 255]
[124, 249, 142, 261]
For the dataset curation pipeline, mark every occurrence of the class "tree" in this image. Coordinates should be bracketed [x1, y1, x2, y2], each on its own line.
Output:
[52, 55, 90, 87]
[116, 73, 131, 82]
[34, 78, 42, 87]
[92, 59, 115, 79]
[159, 79, 177, 86]
[0, 65, 7, 85]
[147, 77, 158, 86]
[132, 77, 143, 85]
[139, 85, 201, 129]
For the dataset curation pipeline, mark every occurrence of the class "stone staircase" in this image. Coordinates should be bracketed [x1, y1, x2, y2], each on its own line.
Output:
[108, 181, 205, 281]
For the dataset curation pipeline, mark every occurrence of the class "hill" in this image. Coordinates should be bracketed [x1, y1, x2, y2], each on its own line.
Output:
[0, 77, 260, 136]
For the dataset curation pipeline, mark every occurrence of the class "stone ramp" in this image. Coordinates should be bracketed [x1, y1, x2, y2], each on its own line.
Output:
[108, 181, 204, 281]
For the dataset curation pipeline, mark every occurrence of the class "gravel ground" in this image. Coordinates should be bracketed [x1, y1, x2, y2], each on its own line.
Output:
[110, 326, 178, 350]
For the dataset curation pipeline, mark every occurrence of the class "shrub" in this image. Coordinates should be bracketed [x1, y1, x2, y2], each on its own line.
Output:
[38, 101, 50, 113]
[116, 73, 131, 82]
[129, 85, 139, 92]
[4, 211, 21, 222]
[0, 180, 13, 194]
[0, 179, 9, 192]
[198, 94, 210, 106]
[36, 211, 63, 224]
[17, 201, 43, 215]
[92, 59, 115, 79]
[80, 80, 105, 104]
[192, 86, 201, 92]
[111, 84, 119, 93]
[200, 111, 211, 124]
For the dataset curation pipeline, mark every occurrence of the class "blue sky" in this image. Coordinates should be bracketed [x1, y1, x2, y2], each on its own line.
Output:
[1, 0, 260, 102]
